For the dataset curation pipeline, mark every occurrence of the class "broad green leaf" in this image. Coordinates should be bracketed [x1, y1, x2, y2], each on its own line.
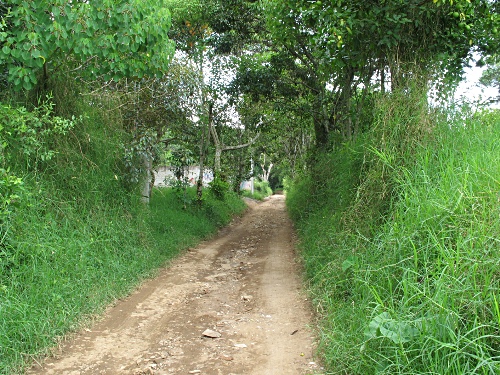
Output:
[0, 0, 175, 91]
[342, 256, 358, 272]
[365, 312, 419, 344]
[22, 80, 32, 90]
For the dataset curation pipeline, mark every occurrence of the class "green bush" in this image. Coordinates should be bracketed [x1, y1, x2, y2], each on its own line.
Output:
[241, 179, 273, 200]
[255, 179, 273, 196]
[287, 88, 500, 374]
[0, 100, 79, 249]
[208, 176, 230, 200]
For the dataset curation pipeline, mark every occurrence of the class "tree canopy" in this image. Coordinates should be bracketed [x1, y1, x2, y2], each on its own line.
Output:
[226, 0, 500, 147]
[0, 0, 175, 91]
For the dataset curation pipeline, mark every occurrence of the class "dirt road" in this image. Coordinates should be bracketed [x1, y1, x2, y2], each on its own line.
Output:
[28, 195, 320, 375]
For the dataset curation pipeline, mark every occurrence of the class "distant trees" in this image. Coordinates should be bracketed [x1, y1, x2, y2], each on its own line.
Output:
[480, 56, 500, 103]
[165, 0, 264, 199]
[115, 56, 202, 202]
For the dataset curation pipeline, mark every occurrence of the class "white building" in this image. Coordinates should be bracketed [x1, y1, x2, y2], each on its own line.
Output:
[154, 166, 253, 191]
[153, 166, 214, 187]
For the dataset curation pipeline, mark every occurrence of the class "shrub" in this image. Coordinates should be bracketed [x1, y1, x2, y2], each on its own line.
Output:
[241, 179, 273, 200]
[209, 176, 230, 200]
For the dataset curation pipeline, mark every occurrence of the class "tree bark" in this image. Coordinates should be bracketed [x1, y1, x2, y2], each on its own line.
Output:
[259, 154, 273, 182]
[209, 108, 260, 178]
[140, 153, 153, 204]
[197, 103, 212, 203]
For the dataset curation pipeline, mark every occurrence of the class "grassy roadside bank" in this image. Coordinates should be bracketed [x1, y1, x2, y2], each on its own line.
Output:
[287, 94, 500, 374]
[1, 185, 245, 374]
[0, 101, 246, 374]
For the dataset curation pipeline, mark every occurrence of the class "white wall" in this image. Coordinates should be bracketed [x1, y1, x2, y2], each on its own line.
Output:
[153, 166, 214, 187]
[154, 166, 253, 191]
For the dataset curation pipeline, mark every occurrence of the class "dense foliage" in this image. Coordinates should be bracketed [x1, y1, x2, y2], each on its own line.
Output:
[227, 0, 499, 149]
[287, 92, 500, 373]
[0, 0, 174, 91]
[0, 0, 499, 373]
[241, 179, 273, 201]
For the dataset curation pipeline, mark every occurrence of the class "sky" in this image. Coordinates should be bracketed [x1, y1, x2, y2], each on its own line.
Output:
[454, 62, 499, 109]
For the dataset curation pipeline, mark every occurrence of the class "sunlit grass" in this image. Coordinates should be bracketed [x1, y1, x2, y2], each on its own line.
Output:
[288, 92, 500, 374]
[0, 102, 246, 374]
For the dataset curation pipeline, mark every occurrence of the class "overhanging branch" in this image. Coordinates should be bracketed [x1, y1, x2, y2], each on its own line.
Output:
[221, 132, 260, 151]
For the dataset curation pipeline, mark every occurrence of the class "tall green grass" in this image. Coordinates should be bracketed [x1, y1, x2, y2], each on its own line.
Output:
[287, 89, 500, 374]
[0, 100, 245, 374]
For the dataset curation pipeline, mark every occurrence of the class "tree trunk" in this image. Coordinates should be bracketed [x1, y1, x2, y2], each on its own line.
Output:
[196, 136, 207, 203]
[341, 67, 355, 141]
[233, 151, 244, 193]
[259, 154, 273, 182]
[260, 162, 273, 182]
[209, 104, 260, 178]
[389, 57, 403, 91]
[214, 147, 222, 178]
[312, 94, 329, 148]
[381, 64, 386, 94]
[196, 104, 212, 203]
[140, 153, 153, 204]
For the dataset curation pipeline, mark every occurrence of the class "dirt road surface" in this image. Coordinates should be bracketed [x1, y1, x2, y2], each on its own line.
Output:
[28, 195, 321, 375]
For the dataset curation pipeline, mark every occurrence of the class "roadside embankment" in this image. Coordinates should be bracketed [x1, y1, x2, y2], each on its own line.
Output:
[287, 96, 500, 374]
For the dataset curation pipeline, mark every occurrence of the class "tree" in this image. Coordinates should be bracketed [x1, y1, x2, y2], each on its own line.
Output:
[208, 101, 260, 177]
[255, 0, 499, 146]
[166, 0, 216, 202]
[258, 153, 273, 183]
[113, 56, 202, 202]
[0, 0, 174, 92]
[268, 0, 497, 82]
[166, 0, 265, 202]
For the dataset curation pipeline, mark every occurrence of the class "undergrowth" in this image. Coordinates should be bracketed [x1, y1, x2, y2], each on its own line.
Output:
[287, 88, 500, 374]
[241, 179, 273, 200]
[0, 100, 245, 374]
